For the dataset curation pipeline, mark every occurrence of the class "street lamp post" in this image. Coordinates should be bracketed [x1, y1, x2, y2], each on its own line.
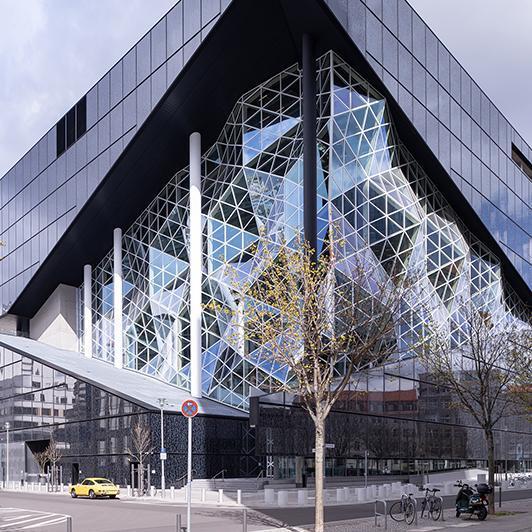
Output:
[5, 422, 10, 488]
[157, 398, 167, 497]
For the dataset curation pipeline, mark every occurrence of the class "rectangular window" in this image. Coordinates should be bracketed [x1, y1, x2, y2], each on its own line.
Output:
[511, 143, 532, 180]
[56, 96, 87, 157]
[56, 117, 66, 156]
[76, 96, 87, 138]
[66, 107, 76, 148]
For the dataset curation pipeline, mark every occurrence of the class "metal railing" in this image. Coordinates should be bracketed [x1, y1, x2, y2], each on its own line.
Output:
[176, 469, 196, 490]
[211, 468, 226, 489]
[255, 469, 264, 489]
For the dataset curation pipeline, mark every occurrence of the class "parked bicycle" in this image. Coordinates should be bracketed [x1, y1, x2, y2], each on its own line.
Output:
[420, 488, 442, 521]
[390, 493, 417, 525]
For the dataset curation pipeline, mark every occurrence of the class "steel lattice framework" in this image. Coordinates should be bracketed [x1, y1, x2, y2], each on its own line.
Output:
[81, 52, 528, 411]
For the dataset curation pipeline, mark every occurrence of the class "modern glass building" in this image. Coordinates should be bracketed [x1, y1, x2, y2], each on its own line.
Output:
[1, 0, 530, 486]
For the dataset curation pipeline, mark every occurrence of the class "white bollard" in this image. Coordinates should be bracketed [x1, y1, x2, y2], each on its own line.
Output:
[237, 489, 242, 505]
[150, 486, 155, 497]
[170, 486, 175, 499]
[336, 488, 345, 503]
[264, 488, 275, 504]
[201, 488, 206, 502]
[297, 489, 307, 505]
[218, 489, 223, 503]
[278, 490, 288, 507]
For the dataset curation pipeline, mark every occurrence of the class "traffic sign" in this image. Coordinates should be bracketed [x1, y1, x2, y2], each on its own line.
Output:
[181, 398, 199, 418]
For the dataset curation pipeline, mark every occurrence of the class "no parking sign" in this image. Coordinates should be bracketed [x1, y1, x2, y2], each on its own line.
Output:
[181, 398, 199, 418]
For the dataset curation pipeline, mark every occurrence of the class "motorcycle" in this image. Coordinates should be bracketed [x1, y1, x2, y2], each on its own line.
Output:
[454, 480, 491, 520]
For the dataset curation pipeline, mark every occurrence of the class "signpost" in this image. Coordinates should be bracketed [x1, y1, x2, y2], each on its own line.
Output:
[181, 399, 199, 532]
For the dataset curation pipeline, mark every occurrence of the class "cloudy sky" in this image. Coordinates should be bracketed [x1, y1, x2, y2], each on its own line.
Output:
[0, 0, 531, 178]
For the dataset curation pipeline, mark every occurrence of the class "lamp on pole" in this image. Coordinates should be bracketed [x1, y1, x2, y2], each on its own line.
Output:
[5, 422, 10, 488]
[157, 398, 167, 497]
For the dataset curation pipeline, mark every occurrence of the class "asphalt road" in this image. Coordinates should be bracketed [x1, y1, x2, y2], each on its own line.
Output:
[0, 492, 278, 532]
[1, 488, 531, 531]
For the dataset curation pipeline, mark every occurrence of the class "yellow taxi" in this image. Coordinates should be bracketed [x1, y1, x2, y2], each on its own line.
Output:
[70, 478, 120, 499]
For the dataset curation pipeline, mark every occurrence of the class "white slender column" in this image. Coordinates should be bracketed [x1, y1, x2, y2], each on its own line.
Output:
[113, 228, 123, 369]
[83, 265, 93, 358]
[189, 132, 202, 398]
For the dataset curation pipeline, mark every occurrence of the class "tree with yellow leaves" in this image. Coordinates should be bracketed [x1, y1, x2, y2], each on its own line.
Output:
[226, 232, 417, 531]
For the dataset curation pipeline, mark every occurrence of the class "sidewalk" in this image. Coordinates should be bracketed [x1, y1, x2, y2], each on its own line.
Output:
[254, 498, 532, 532]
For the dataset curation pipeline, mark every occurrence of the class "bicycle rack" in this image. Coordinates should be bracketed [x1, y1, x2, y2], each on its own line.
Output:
[412, 496, 419, 525]
[374, 499, 388, 530]
[436, 496, 445, 522]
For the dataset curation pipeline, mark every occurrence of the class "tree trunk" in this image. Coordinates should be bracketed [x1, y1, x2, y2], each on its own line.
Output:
[486, 429, 495, 514]
[139, 462, 144, 497]
[314, 415, 325, 532]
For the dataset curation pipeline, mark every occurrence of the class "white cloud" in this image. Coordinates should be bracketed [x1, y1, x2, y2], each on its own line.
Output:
[0, 0, 530, 178]
[0, 0, 176, 177]
[409, 0, 532, 147]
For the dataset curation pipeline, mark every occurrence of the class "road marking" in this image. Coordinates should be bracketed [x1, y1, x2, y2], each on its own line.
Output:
[0, 509, 67, 530]
[22, 516, 67, 530]
[0, 515, 59, 528]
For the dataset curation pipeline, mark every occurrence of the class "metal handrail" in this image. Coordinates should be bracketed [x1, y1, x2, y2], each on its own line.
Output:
[375, 499, 388, 530]
[211, 468, 226, 489]
[255, 469, 264, 489]
[176, 469, 196, 490]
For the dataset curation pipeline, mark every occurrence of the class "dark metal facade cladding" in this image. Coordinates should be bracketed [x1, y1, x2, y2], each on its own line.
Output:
[0, 346, 258, 484]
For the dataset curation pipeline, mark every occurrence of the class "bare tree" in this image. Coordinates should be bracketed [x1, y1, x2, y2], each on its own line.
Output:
[510, 342, 532, 419]
[418, 302, 531, 513]
[126, 421, 153, 496]
[226, 235, 416, 531]
[34, 451, 49, 482]
[45, 438, 63, 489]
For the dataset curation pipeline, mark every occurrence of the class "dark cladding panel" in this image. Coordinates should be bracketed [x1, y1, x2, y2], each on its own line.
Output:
[151, 66, 167, 108]
[123, 48, 137, 96]
[183, 0, 201, 42]
[166, 1, 183, 57]
[151, 18, 167, 71]
[97, 73, 111, 119]
[382, 27, 398, 77]
[346, 0, 366, 52]
[412, 11, 425, 65]
[110, 61, 123, 108]
[366, 0, 382, 18]
[382, 0, 397, 35]
[397, 0, 412, 51]
[366, 11, 383, 62]
[202, 0, 221, 25]
[123, 91, 137, 132]
[136, 79, 151, 125]
[136, 34, 151, 84]
[437, 42, 450, 92]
